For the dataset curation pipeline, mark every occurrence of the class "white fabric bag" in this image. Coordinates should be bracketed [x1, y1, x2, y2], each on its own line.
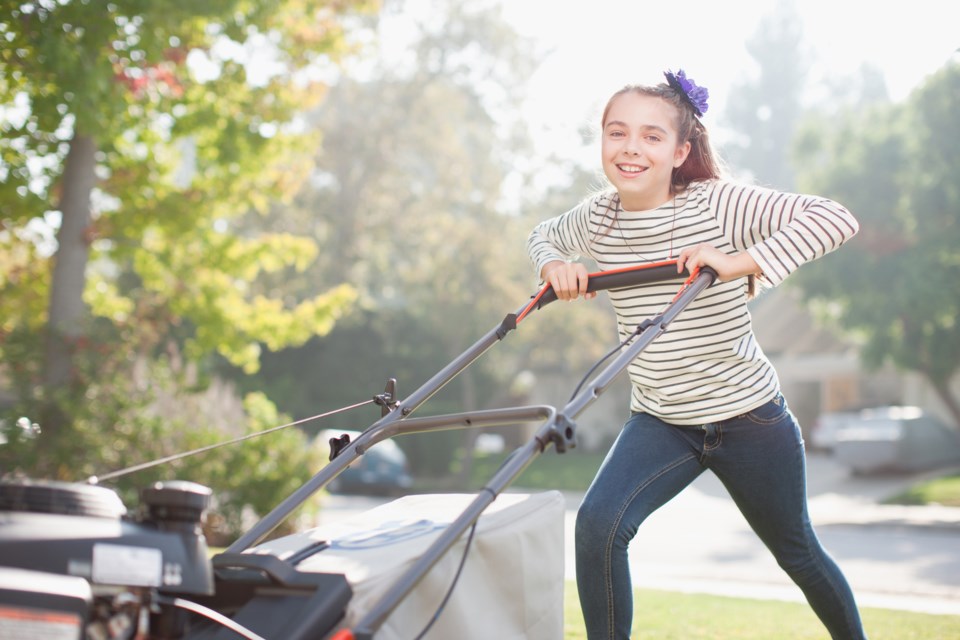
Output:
[255, 491, 565, 640]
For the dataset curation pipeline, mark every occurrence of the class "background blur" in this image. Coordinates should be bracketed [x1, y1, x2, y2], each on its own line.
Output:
[1, 0, 958, 538]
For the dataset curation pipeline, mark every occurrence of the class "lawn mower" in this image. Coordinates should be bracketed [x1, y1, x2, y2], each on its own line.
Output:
[0, 261, 716, 640]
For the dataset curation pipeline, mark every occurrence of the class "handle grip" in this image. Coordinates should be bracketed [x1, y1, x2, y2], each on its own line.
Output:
[537, 261, 685, 307]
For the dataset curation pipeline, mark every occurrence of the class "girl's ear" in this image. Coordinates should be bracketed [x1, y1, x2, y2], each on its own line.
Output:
[674, 140, 692, 167]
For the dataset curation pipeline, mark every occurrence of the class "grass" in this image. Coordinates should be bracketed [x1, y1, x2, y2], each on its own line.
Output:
[467, 449, 606, 492]
[562, 583, 960, 639]
[884, 473, 960, 507]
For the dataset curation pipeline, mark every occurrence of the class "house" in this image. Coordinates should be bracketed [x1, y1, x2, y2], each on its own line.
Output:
[749, 287, 958, 437]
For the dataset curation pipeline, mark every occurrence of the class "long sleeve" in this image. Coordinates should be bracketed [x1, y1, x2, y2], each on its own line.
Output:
[520, 179, 859, 424]
[525, 197, 597, 278]
[709, 182, 860, 287]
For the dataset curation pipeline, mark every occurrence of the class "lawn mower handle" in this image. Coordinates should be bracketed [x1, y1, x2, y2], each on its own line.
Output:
[519, 261, 690, 317]
[230, 262, 700, 554]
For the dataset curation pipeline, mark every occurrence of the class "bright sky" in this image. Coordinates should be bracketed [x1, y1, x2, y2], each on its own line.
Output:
[499, 0, 960, 167]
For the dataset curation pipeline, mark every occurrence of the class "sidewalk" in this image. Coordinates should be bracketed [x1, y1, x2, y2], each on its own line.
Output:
[809, 492, 960, 531]
[804, 455, 960, 532]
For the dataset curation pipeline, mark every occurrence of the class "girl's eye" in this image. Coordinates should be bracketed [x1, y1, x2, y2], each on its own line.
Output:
[646, 135, 661, 143]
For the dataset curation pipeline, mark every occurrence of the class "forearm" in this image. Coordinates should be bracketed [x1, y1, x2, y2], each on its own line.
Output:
[725, 251, 762, 281]
[677, 245, 762, 283]
[711, 182, 859, 287]
[526, 199, 595, 279]
[540, 259, 567, 281]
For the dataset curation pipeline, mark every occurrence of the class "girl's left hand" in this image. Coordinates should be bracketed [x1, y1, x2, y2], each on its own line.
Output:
[676, 243, 761, 282]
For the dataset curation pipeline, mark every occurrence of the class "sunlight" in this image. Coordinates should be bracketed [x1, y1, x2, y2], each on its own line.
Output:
[499, 0, 960, 168]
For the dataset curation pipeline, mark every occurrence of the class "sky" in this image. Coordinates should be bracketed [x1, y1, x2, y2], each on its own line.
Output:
[496, 0, 960, 168]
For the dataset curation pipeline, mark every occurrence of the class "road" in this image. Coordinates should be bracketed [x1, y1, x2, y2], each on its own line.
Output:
[314, 453, 960, 616]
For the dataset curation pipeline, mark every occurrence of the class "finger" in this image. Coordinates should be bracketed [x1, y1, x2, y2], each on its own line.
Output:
[555, 269, 574, 301]
[682, 247, 703, 274]
[547, 270, 564, 300]
[577, 268, 590, 299]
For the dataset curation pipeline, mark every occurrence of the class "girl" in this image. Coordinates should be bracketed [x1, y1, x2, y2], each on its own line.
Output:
[526, 70, 867, 639]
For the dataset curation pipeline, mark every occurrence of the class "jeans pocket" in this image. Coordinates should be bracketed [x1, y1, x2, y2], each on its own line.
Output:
[745, 395, 788, 425]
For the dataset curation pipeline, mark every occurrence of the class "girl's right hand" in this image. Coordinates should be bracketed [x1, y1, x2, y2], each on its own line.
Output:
[541, 260, 596, 301]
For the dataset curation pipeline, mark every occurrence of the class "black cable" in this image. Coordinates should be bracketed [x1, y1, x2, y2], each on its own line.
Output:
[89, 398, 375, 484]
[411, 520, 479, 640]
[155, 595, 267, 640]
[567, 330, 639, 402]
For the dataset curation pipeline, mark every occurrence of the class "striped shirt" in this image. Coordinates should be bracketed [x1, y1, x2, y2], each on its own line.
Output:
[526, 179, 859, 425]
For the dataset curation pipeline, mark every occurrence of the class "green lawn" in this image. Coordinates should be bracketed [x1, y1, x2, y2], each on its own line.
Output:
[466, 449, 606, 492]
[563, 583, 960, 639]
[885, 473, 960, 507]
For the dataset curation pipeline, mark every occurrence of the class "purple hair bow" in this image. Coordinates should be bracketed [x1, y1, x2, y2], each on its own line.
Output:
[664, 69, 709, 117]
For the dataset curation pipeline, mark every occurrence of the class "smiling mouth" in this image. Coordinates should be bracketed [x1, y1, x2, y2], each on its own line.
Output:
[616, 164, 648, 175]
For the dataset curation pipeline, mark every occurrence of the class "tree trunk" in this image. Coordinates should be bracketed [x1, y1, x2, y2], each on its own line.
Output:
[929, 374, 960, 430]
[43, 132, 97, 400]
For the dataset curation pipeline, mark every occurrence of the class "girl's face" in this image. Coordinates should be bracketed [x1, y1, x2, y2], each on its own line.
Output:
[601, 92, 691, 211]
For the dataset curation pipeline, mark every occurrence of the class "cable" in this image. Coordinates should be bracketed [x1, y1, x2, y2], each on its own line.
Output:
[566, 331, 639, 402]
[564, 270, 701, 402]
[411, 520, 479, 640]
[89, 398, 375, 484]
[155, 595, 267, 640]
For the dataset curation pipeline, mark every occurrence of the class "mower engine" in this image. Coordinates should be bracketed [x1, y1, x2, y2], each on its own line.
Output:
[0, 477, 214, 639]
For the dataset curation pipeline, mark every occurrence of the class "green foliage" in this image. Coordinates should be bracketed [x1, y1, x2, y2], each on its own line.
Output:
[885, 473, 960, 507]
[131, 227, 358, 372]
[465, 449, 606, 492]
[0, 328, 319, 542]
[790, 61, 960, 422]
[1, 0, 374, 530]
[220, 0, 628, 483]
[196, 391, 323, 542]
[224, 0, 565, 479]
[1, 0, 372, 377]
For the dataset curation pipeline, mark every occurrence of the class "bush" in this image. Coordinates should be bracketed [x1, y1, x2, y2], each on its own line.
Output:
[0, 333, 320, 545]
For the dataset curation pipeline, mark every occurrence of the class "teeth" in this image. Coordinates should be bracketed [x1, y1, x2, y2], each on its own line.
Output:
[618, 164, 645, 174]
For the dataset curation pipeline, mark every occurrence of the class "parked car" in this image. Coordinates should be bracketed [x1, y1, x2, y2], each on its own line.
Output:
[809, 410, 860, 452]
[316, 429, 414, 495]
[830, 406, 960, 474]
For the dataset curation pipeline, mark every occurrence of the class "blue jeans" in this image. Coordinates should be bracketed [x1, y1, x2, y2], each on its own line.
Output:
[574, 395, 867, 639]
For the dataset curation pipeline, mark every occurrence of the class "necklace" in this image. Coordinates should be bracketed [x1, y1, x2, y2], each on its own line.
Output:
[613, 197, 678, 263]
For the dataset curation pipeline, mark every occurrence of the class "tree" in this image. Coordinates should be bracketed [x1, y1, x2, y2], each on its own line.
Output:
[790, 61, 960, 426]
[0, 1, 372, 443]
[303, 1, 535, 464]
[721, 0, 808, 189]
[226, 0, 625, 479]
